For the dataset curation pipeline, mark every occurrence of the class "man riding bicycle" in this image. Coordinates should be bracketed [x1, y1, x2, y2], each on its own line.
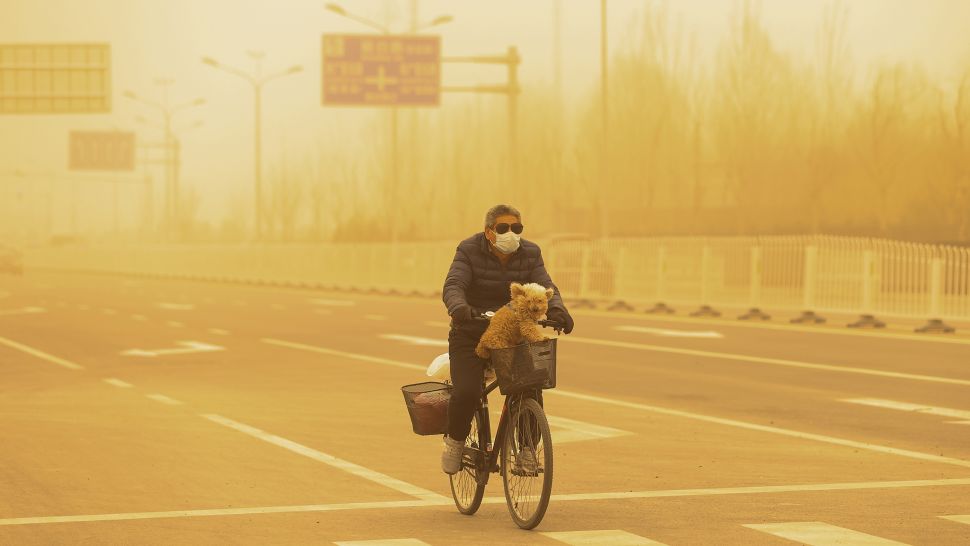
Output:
[440, 204, 574, 474]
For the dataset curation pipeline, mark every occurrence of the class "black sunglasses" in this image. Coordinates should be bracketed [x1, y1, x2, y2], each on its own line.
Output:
[492, 222, 524, 235]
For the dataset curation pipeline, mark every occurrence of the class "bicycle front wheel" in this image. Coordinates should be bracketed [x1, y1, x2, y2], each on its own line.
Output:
[501, 397, 553, 529]
[449, 410, 487, 515]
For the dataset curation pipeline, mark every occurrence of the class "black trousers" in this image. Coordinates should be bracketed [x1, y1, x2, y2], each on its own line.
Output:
[446, 321, 543, 442]
[446, 321, 488, 441]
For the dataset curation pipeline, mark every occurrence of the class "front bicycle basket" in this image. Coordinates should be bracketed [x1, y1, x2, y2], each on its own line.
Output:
[490, 338, 557, 395]
[401, 381, 452, 435]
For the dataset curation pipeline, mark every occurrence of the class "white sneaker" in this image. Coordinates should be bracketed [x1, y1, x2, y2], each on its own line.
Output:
[441, 436, 463, 474]
[516, 447, 538, 475]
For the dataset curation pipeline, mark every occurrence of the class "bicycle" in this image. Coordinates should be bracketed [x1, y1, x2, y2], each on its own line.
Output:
[448, 316, 563, 530]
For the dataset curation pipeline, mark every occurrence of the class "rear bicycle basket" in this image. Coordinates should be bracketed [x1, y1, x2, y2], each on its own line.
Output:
[401, 381, 452, 435]
[490, 338, 557, 395]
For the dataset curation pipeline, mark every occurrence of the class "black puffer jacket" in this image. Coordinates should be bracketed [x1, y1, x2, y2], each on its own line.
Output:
[442, 232, 566, 318]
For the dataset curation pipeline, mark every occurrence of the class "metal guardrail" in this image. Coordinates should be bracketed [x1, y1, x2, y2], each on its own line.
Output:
[25, 235, 970, 332]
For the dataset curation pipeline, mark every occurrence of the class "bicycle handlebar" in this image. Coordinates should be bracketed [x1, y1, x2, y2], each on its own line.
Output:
[471, 312, 564, 334]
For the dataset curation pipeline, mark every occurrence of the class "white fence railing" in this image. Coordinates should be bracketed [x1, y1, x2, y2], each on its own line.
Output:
[25, 235, 970, 330]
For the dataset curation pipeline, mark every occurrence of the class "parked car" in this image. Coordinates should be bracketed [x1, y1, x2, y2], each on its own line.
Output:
[0, 244, 23, 275]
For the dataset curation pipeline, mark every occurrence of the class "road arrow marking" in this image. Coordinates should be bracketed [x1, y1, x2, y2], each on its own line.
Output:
[380, 334, 448, 347]
[0, 306, 46, 316]
[120, 341, 225, 358]
[615, 325, 723, 338]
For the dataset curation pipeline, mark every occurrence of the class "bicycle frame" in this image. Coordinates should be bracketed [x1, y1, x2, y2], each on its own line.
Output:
[469, 381, 540, 484]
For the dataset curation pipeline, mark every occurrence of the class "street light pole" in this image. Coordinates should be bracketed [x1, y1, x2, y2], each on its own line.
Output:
[600, 0, 611, 238]
[124, 86, 204, 239]
[202, 55, 303, 240]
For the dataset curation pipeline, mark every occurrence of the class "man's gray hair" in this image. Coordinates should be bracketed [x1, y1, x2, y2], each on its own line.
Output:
[484, 204, 521, 229]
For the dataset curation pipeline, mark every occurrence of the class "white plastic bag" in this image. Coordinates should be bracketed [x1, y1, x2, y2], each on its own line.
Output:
[427, 352, 451, 383]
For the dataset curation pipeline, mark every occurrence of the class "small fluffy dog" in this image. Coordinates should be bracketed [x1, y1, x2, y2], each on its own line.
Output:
[475, 282, 554, 359]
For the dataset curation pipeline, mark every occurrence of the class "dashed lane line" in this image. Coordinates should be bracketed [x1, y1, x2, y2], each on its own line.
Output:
[202, 413, 445, 502]
[208, 328, 231, 336]
[563, 336, 970, 387]
[3, 477, 969, 526]
[131, 314, 148, 321]
[576, 308, 970, 346]
[742, 522, 909, 545]
[334, 538, 431, 546]
[146, 394, 183, 406]
[542, 529, 668, 545]
[262, 338, 424, 372]
[0, 336, 84, 370]
[103, 378, 133, 388]
[263, 338, 970, 468]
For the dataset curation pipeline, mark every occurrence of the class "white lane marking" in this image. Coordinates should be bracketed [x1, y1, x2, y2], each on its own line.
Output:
[565, 336, 970, 387]
[0, 337, 84, 370]
[0, 306, 46, 316]
[379, 334, 448, 347]
[202, 413, 445, 501]
[309, 298, 356, 306]
[364, 314, 388, 321]
[103, 378, 133, 388]
[156, 302, 195, 311]
[334, 538, 430, 546]
[4, 477, 969, 527]
[547, 389, 970, 468]
[843, 398, 970, 425]
[262, 338, 423, 372]
[542, 530, 667, 545]
[207, 328, 230, 336]
[121, 341, 225, 358]
[261, 339, 970, 467]
[424, 321, 449, 328]
[271, 303, 286, 310]
[131, 314, 148, 321]
[615, 325, 723, 339]
[166, 321, 185, 328]
[102, 308, 117, 315]
[494, 411, 633, 444]
[742, 522, 910, 545]
[0, 499, 445, 526]
[579, 308, 970, 346]
[146, 394, 183, 406]
[546, 415, 633, 444]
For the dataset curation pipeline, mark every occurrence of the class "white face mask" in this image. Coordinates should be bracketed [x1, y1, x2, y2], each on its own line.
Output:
[493, 231, 521, 254]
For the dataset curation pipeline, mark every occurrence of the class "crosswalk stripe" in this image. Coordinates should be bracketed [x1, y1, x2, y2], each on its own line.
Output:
[940, 515, 970, 525]
[542, 529, 668, 545]
[334, 538, 430, 546]
[743, 522, 910, 545]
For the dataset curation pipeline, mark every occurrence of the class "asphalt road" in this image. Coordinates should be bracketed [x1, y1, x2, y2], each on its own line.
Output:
[1, 271, 969, 545]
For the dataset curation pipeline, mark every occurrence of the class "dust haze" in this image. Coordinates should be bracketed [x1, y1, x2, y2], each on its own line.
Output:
[2, 0, 970, 244]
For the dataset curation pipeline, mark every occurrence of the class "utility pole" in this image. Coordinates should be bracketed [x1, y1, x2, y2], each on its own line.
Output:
[600, 0, 611, 238]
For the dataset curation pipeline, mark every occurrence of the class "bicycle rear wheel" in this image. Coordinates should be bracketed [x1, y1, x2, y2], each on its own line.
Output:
[448, 410, 487, 515]
[501, 397, 553, 529]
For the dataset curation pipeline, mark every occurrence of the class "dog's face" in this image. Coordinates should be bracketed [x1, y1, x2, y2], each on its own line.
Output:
[509, 282, 554, 321]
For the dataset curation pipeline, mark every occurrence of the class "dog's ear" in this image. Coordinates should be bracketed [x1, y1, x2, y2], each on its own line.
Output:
[510, 282, 525, 297]
[545, 287, 554, 300]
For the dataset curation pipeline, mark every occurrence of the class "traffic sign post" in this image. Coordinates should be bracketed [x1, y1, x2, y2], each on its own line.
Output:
[322, 34, 440, 106]
[68, 131, 136, 171]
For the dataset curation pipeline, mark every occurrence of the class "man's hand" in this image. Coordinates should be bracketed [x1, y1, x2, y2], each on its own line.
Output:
[451, 304, 479, 323]
[546, 307, 574, 334]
